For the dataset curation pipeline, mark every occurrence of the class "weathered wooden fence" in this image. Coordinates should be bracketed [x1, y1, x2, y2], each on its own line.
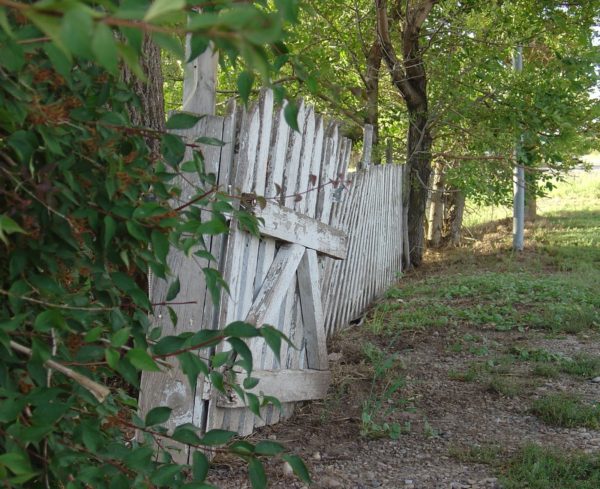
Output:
[140, 91, 405, 462]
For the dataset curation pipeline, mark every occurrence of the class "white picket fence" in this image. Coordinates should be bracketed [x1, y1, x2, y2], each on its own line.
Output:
[140, 92, 405, 462]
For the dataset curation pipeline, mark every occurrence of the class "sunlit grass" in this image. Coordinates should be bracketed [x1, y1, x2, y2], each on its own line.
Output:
[463, 170, 600, 228]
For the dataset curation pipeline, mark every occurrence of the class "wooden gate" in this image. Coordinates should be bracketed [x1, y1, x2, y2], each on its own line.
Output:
[204, 90, 351, 437]
[140, 90, 353, 462]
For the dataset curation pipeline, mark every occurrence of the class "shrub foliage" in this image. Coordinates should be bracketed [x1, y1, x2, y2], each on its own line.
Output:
[0, 1, 307, 487]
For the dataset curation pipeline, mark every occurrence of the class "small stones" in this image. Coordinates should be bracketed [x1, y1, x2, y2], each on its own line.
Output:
[312, 451, 322, 461]
[591, 376, 600, 383]
[320, 475, 343, 488]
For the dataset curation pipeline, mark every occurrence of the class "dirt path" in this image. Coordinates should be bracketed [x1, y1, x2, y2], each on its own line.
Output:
[207, 320, 600, 489]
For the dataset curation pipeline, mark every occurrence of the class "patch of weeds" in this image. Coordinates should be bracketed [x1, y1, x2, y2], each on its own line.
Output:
[366, 301, 451, 333]
[501, 444, 600, 489]
[448, 362, 481, 382]
[532, 303, 600, 334]
[448, 342, 463, 353]
[531, 393, 600, 428]
[360, 342, 407, 439]
[560, 353, 600, 378]
[469, 345, 490, 356]
[509, 346, 563, 363]
[484, 355, 516, 375]
[448, 443, 504, 466]
[486, 375, 525, 398]
[532, 363, 560, 378]
[423, 419, 439, 438]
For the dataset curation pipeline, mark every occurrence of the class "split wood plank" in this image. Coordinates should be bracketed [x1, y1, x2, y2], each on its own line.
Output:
[140, 114, 225, 464]
[245, 244, 306, 327]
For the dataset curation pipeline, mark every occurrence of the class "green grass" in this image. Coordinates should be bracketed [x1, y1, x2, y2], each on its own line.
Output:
[531, 393, 600, 428]
[448, 443, 504, 466]
[508, 347, 600, 379]
[379, 271, 599, 334]
[501, 444, 600, 489]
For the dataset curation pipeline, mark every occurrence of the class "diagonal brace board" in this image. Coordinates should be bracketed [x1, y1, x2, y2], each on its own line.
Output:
[245, 243, 305, 326]
[255, 202, 348, 260]
[297, 249, 328, 370]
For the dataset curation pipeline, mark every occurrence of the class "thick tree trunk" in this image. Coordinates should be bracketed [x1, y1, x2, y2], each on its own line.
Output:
[525, 195, 536, 221]
[122, 36, 166, 155]
[406, 107, 433, 265]
[375, 0, 436, 267]
[427, 160, 445, 247]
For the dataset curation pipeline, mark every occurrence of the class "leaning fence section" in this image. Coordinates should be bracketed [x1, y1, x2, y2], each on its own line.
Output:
[322, 163, 405, 336]
[139, 91, 406, 460]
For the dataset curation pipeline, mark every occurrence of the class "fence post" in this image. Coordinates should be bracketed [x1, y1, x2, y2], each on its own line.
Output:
[361, 124, 374, 169]
[182, 38, 218, 115]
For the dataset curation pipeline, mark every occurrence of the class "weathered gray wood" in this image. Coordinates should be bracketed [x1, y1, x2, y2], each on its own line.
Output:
[297, 249, 328, 370]
[207, 102, 261, 435]
[245, 244, 305, 326]
[255, 202, 347, 260]
[183, 40, 218, 115]
[140, 115, 225, 464]
[213, 369, 331, 408]
[361, 124, 374, 169]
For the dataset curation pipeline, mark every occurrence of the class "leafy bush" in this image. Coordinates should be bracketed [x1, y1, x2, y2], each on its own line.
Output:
[0, 1, 308, 487]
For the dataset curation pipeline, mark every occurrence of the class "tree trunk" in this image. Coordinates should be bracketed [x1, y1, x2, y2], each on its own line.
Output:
[375, 0, 436, 267]
[525, 195, 536, 221]
[122, 36, 166, 155]
[443, 189, 465, 246]
[406, 107, 433, 265]
[427, 160, 445, 247]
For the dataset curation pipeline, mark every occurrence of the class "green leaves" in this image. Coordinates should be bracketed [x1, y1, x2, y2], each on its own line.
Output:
[166, 112, 203, 130]
[284, 102, 299, 132]
[126, 348, 160, 372]
[0, 215, 26, 245]
[237, 71, 255, 103]
[282, 454, 311, 483]
[192, 451, 209, 481]
[248, 458, 267, 489]
[0, 452, 37, 482]
[200, 429, 237, 446]
[144, 0, 185, 22]
[166, 277, 181, 301]
[92, 23, 119, 75]
[0, 2, 307, 488]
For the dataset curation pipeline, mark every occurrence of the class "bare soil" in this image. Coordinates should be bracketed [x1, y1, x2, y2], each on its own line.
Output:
[207, 320, 600, 489]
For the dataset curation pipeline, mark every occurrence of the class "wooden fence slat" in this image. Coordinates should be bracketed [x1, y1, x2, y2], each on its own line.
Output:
[297, 249, 328, 370]
[140, 115, 225, 464]
[325, 171, 364, 332]
[245, 243, 306, 326]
